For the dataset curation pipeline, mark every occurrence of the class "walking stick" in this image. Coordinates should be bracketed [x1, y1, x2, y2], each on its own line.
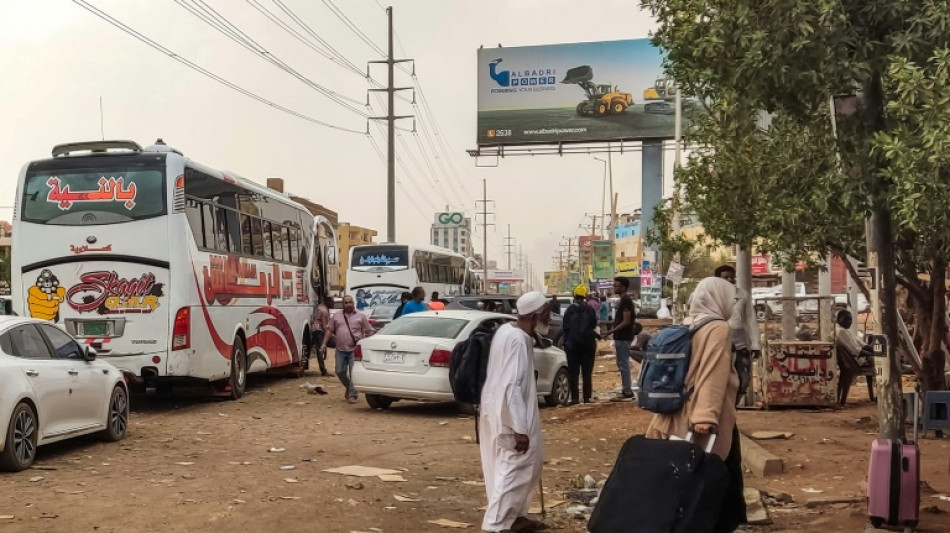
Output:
[538, 469, 546, 519]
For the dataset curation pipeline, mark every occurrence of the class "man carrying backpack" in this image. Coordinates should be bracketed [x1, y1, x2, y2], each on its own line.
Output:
[478, 291, 549, 533]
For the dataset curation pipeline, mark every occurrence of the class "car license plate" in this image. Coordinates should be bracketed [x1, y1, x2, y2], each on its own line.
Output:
[382, 352, 405, 364]
[83, 321, 108, 336]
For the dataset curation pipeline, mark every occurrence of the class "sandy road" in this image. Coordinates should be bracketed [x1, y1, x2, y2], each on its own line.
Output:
[2, 362, 949, 533]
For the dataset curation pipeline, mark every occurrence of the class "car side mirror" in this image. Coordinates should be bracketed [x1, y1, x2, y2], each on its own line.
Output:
[83, 345, 97, 362]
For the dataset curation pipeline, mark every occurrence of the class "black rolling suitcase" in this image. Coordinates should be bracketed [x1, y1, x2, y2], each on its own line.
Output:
[588, 432, 729, 533]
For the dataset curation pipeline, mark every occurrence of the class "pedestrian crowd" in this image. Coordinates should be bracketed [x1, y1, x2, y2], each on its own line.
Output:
[312, 267, 751, 532]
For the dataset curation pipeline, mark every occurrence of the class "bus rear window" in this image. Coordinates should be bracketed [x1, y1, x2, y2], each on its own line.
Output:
[21, 168, 165, 225]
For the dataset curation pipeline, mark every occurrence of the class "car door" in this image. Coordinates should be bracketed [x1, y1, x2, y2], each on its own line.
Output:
[5, 324, 72, 438]
[38, 324, 108, 429]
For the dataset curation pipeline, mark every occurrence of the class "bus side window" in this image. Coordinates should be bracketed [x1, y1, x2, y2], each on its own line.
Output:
[201, 203, 215, 251]
[286, 226, 297, 264]
[185, 198, 204, 248]
[262, 221, 274, 259]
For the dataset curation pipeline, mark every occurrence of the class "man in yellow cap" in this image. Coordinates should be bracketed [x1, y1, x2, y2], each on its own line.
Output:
[562, 285, 599, 404]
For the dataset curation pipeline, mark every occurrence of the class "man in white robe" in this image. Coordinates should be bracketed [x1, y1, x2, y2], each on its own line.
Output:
[479, 291, 548, 533]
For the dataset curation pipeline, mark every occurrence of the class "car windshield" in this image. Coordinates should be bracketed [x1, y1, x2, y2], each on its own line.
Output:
[378, 316, 468, 339]
[371, 304, 399, 319]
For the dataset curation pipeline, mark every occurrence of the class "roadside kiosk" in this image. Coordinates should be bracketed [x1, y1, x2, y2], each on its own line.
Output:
[755, 295, 839, 408]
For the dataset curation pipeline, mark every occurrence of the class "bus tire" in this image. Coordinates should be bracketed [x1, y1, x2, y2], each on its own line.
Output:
[229, 337, 247, 400]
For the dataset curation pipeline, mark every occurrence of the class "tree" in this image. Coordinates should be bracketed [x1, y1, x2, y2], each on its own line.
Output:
[643, 0, 950, 436]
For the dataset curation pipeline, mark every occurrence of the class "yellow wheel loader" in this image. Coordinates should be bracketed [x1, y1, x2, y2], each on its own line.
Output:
[561, 65, 633, 117]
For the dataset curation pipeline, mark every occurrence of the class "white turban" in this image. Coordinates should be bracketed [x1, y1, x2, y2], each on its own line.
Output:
[516, 291, 547, 317]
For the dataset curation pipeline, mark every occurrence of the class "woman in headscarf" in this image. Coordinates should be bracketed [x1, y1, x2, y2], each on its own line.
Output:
[645, 276, 747, 532]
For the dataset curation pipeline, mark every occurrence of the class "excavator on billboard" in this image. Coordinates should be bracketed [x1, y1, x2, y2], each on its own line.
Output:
[561, 65, 634, 117]
[643, 76, 678, 101]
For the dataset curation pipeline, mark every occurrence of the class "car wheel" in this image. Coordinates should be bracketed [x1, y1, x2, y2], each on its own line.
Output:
[98, 385, 129, 442]
[229, 337, 247, 400]
[755, 304, 770, 322]
[365, 394, 394, 410]
[545, 368, 570, 407]
[0, 402, 38, 472]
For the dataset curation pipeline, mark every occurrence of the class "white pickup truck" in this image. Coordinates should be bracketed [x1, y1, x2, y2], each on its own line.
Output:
[751, 282, 869, 321]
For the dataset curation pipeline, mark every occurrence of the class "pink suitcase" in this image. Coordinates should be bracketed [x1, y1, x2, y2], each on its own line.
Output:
[867, 437, 920, 529]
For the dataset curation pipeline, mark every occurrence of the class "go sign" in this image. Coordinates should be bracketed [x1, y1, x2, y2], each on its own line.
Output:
[438, 212, 464, 225]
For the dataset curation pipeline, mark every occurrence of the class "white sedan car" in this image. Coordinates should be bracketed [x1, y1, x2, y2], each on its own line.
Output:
[0, 317, 129, 471]
[352, 310, 571, 410]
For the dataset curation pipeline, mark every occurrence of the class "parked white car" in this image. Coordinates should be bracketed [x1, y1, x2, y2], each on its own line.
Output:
[0, 317, 129, 471]
[351, 310, 570, 410]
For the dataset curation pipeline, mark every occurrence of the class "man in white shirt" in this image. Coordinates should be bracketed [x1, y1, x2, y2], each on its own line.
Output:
[716, 265, 761, 403]
[478, 291, 548, 533]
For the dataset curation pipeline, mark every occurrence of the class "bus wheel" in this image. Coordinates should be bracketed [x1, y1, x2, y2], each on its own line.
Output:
[229, 337, 247, 400]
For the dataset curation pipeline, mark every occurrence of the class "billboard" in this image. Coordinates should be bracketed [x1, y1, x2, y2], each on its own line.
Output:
[592, 240, 615, 280]
[477, 39, 686, 146]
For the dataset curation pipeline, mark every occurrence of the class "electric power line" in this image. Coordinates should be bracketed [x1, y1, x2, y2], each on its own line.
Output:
[172, 0, 369, 116]
[321, 0, 386, 56]
[366, 129, 429, 223]
[72, 0, 365, 134]
[244, 0, 367, 78]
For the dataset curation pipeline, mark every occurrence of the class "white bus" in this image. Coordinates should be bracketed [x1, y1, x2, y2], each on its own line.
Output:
[345, 244, 469, 310]
[11, 139, 338, 399]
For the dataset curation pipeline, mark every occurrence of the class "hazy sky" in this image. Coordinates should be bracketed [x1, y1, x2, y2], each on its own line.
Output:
[0, 0, 675, 285]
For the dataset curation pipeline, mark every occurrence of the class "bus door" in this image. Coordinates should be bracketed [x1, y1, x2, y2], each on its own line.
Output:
[311, 216, 338, 300]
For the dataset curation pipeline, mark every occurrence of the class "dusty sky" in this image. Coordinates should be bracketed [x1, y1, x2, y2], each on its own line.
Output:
[0, 0, 675, 286]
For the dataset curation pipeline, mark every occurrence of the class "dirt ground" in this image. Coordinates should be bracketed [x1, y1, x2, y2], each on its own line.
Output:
[2, 353, 949, 533]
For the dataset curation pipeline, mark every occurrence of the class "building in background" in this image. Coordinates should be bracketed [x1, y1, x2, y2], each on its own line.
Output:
[614, 215, 641, 280]
[337, 223, 378, 290]
[430, 211, 473, 258]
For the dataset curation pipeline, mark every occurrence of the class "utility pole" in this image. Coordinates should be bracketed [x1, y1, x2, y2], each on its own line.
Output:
[368, 6, 413, 243]
[475, 179, 494, 293]
[504, 224, 516, 270]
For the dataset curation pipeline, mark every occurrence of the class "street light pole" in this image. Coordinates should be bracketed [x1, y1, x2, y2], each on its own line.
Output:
[594, 157, 607, 240]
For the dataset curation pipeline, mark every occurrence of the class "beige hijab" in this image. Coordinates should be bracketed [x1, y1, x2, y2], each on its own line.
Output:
[684, 276, 736, 328]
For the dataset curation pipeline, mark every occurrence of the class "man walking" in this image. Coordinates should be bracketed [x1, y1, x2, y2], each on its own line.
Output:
[311, 295, 333, 377]
[715, 265, 760, 403]
[563, 286, 598, 404]
[479, 291, 548, 533]
[400, 286, 429, 316]
[322, 295, 374, 404]
[603, 277, 636, 401]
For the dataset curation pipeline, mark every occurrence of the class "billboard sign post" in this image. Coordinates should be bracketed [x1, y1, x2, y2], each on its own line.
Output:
[477, 39, 689, 146]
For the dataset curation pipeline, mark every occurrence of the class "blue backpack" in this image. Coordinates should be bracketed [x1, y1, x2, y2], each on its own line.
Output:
[637, 319, 721, 413]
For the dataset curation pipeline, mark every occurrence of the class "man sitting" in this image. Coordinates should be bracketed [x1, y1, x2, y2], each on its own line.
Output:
[835, 310, 875, 404]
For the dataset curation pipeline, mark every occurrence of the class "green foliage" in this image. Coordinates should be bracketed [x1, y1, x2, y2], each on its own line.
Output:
[642, 0, 950, 389]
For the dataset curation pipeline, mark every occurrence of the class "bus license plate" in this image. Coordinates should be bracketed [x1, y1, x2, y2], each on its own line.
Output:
[382, 352, 405, 364]
[83, 321, 108, 336]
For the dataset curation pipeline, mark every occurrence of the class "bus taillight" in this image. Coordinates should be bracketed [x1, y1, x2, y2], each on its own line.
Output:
[172, 307, 190, 350]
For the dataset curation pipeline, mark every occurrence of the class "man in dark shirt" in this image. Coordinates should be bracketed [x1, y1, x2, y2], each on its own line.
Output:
[562, 286, 599, 404]
[603, 276, 637, 400]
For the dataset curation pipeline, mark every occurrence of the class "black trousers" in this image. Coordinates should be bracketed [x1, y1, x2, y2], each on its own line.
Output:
[716, 425, 748, 532]
[565, 343, 595, 403]
[311, 330, 328, 374]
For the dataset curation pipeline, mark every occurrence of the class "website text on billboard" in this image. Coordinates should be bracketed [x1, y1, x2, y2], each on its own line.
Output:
[477, 39, 692, 147]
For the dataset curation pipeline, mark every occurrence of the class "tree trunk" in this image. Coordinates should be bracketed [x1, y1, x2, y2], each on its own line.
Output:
[920, 261, 948, 393]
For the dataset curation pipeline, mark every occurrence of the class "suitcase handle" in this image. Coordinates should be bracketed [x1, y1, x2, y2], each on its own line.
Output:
[682, 430, 717, 454]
